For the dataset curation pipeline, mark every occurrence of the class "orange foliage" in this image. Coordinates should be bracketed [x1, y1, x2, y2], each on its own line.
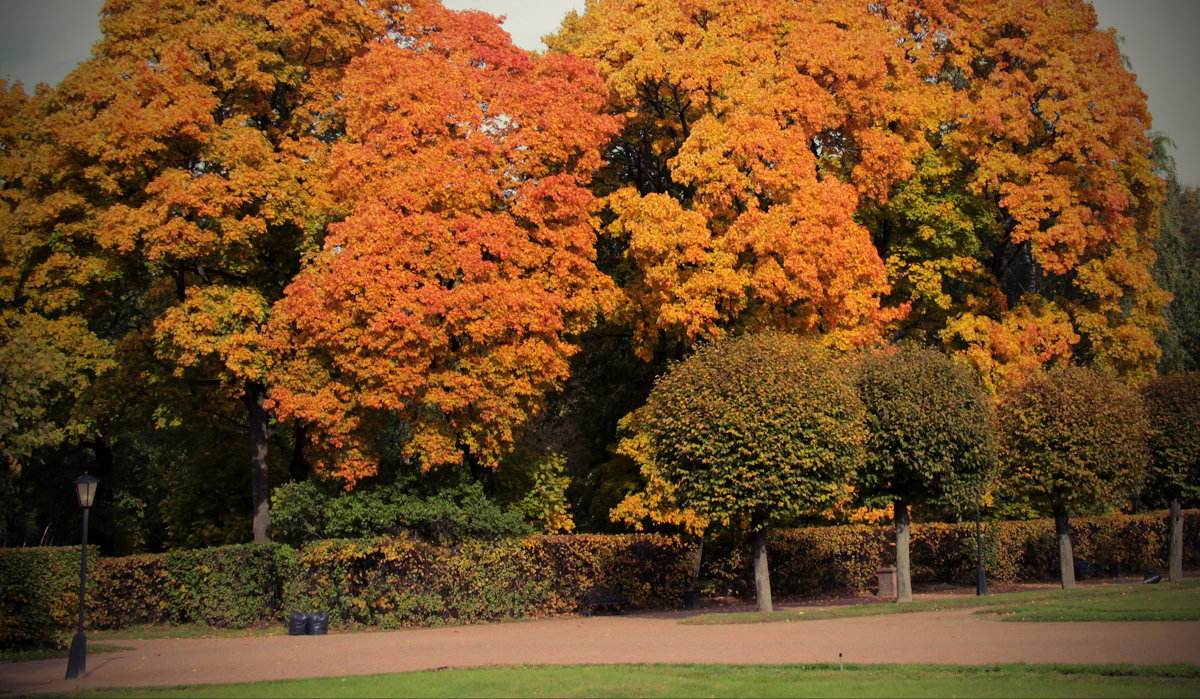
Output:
[914, 0, 1168, 384]
[268, 2, 618, 484]
[550, 0, 923, 356]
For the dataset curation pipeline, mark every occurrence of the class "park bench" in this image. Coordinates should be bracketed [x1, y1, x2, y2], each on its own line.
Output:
[580, 585, 628, 617]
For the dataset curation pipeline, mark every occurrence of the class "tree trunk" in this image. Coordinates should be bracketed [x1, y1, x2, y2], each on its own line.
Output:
[243, 380, 271, 543]
[1170, 497, 1184, 582]
[752, 527, 773, 612]
[289, 423, 308, 482]
[690, 535, 705, 588]
[1054, 505, 1075, 589]
[895, 498, 913, 603]
[465, 449, 496, 497]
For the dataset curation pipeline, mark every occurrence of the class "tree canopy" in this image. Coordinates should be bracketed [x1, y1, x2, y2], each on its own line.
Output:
[267, 1, 618, 485]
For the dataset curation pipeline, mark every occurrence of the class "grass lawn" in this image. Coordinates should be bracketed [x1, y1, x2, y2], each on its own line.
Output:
[49, 663, 1200, 698]
[684, 578, 1200, 625]
[0, 644, 130, 664]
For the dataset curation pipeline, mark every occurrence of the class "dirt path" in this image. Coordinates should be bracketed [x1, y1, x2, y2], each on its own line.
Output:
[4, 604, 1199, 696]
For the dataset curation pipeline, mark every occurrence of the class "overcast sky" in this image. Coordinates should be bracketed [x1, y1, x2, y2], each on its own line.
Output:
[0, 0, 1195, 185]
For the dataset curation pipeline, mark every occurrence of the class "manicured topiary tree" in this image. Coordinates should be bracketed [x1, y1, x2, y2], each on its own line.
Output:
[639, 332, 868, 611]
[997, 366, 1150, 589]
[856, 347, 997, 602]
[1141, 373, 1200, 582]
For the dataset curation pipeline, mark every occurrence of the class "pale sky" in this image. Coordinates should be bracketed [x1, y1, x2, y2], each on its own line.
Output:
[0, 0, 1195, 185]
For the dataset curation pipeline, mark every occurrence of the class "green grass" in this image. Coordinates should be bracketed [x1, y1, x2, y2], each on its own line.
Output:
[985, 584, 1200, 622]
[685, 578, 1200, 625]
[48, 663, 1200, 698]
[0, 644, 129, 664]
[89, 623, 287, 642]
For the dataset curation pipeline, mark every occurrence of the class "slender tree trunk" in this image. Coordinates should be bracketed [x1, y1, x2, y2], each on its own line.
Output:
[243, 380, 271, 543]
[1170, 497, 1184, 582]
[464, 449, 496, 497]
[752, 527, 773, 612]
[895, 497, 913, 603]
[1054, 504, 1075, 589]
[690, 535, 705, 589]
[289, 423, 308, 482]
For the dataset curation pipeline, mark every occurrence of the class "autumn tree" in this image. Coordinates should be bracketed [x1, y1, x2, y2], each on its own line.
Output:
[871, 0, 1168, 390]
[549, 0, 927, 358]
[996, 366, 1149, 589]
[855, 346, 997, 602]
[1141, 373, 1200, 582]
[10, 0, 403, 541]
[1150, 136, 1200, 373]
[633, 332, 867, 612]
[266, 2, 618, 486]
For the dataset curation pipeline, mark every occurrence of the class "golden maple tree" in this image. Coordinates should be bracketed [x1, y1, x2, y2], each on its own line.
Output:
[549, 0, 929, 357]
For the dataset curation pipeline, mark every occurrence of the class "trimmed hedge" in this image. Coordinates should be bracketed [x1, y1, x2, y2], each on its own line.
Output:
[0, 546, 94, 650]
[703, 510, 1200, 597]
[278, 533, 693, 628]
[3, 512, 1196, 650]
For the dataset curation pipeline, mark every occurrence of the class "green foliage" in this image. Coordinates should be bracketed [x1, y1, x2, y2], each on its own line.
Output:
[281, 533, 693, 629]
[1141, 373, 1200, 504]
[494, 449, 575, 533]
[642, 332, 867, 529]
[87, 554, 172, 629]
[855, 347, 997, 510]
[700, 512, 1195, 597]
[996, 366, 1150, 516]
[161, 544, 283, 628]
[269, 466, 530, 546]
[1151, 150, 1200, 372]
[0, 546, 89, 650]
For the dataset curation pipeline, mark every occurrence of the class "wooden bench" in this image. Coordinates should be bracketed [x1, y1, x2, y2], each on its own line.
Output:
[580, 585, 628, 617]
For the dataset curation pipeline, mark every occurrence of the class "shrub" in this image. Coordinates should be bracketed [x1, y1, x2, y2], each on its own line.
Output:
[280, 533, 693, 628]
[0, 546, 90, 650]
[702, 511, 1197, 596]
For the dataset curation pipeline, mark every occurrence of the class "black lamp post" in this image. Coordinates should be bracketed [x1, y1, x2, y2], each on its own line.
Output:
[975, 502, 988, 596]
[65, 473, 98, 680]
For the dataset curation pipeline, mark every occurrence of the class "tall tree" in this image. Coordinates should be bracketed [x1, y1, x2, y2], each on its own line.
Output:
[266, 2, 618, 485]
[1150, 135, 1200, 373]
[18, 0, 390, 541]
[1141, 373, 1200, 583]
[874, 0, 1168, 389]
[996, 366, 1149, 589]
[632, 332, 867, 611]
[549, 0, 923, 358]
[855, 347, 997, 602]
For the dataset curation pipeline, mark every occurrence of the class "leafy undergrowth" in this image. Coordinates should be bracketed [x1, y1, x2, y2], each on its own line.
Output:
[52, 663, 1200, 698]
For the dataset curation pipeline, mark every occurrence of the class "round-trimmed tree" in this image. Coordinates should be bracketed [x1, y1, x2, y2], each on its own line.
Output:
[1141, 373, 1200, 582]
[856, 347, 997, 603]
[640, 332, 867, 611]
[997, 366, 1150, 589]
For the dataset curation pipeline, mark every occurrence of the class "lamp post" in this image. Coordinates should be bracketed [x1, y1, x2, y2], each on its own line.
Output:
[65, 473, 98, 680]
[975, 502, 988, 596]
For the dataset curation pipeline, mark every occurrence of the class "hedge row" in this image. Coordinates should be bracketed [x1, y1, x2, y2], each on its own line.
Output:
[704, 510, 1200, 597]
[4, 511, 1195, 650]
[0, 534, 692, 650]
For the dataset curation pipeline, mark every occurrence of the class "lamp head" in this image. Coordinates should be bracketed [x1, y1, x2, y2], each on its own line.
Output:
[74, 473, 99, 508]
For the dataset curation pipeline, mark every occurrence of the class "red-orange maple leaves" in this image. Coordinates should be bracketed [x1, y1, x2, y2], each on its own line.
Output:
[268, 2, 618, 484]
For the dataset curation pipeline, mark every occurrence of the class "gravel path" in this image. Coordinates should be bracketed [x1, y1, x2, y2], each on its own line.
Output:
[4, 603, 1199, 696]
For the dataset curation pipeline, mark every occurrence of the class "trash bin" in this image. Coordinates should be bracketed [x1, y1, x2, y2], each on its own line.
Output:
[307, 611, 329, 635]
[876, 567, 897, 598]
[682, 589, 700, 610]
[288, 612, 309, 636]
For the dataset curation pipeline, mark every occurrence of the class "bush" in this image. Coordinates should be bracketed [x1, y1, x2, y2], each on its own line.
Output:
[0, 546, 91, 650]
[280, 533, 693, 628]
[702, 511, 1198, 596]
